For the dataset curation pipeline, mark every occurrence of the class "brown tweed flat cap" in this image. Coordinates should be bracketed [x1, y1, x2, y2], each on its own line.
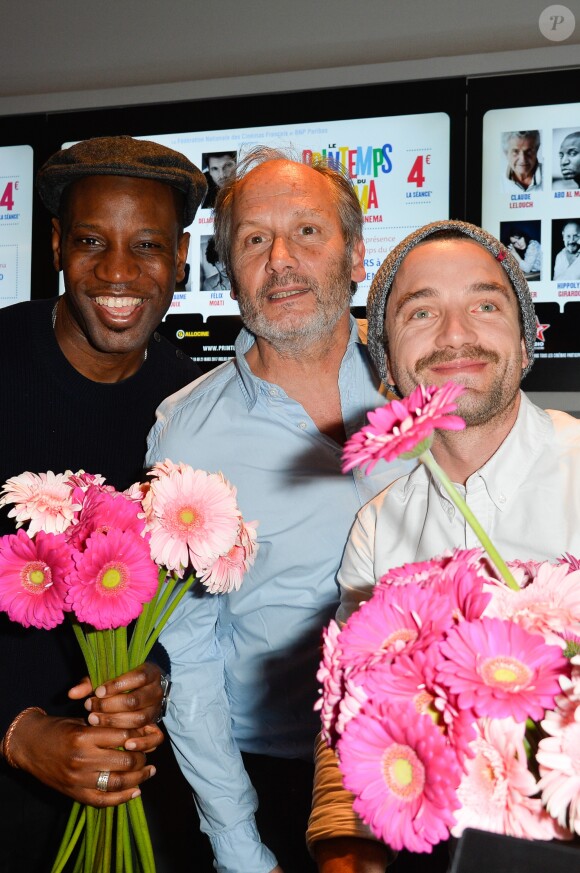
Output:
[37, 135, 207, 227]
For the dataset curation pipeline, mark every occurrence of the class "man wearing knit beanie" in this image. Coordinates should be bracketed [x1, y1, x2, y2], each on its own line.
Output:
[0, 136, 206, 871]
[308, 220, 580, 873]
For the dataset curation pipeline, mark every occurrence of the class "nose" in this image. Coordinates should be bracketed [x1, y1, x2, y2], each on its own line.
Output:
[434, 308, 478, 350]
[94, 245, 140, 285]
[266, 235, 298, 274]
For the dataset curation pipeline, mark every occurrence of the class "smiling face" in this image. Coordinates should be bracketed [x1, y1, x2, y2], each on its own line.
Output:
[384, 238, 528, 428]
[53, 175, 189, 375]
[562, 222, 580, 255]
[559, 134, 580, 183]
[505, 135, 539, 186]
[228, 160, 365, 353]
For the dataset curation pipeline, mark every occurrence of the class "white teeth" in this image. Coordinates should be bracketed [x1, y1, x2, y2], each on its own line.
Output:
[95, 297, 143, 308]
[270, 289, 304, 300]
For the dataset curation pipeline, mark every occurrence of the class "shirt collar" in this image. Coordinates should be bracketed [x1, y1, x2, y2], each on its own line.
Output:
[400, 392, 552, 511]
[233, 317, 364, 411]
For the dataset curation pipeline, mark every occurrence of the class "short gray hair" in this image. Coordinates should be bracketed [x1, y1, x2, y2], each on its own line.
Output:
[501, 130, 541, 153]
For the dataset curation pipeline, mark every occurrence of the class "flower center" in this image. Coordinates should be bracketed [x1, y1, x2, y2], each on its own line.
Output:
[98, 562, 127, 592]
[21, 561, 53, 594]
[381, 742, 425, 801]
[382, 627, 418, 654]
[480, 656, 532, 690]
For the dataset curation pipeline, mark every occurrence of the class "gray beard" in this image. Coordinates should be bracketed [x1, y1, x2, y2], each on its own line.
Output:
[233, 258, 353, 356]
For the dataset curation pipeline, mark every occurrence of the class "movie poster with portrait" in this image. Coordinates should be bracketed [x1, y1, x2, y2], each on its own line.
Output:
[481, 104, 580, 367]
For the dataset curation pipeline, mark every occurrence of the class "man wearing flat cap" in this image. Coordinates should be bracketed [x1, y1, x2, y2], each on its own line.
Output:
[0, 135, 206, 871]
[308, 220, 580, 872]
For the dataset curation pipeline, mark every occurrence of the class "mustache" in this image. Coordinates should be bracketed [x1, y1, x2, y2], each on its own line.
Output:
[257, 274, 317, 298]
[415, 346, 500, 371]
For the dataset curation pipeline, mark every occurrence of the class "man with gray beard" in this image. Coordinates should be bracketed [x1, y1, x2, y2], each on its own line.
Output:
[145, 148, 413, 873]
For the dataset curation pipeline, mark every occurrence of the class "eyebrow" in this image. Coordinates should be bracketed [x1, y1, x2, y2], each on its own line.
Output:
[70, 221, 172, 238]
[393, 281, 512, 317]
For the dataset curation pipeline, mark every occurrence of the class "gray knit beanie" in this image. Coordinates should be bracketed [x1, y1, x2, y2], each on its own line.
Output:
[37, 135, 207, 228]
[366, 219, 536, 390]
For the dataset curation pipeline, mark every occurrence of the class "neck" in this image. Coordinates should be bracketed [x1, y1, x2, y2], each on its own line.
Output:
[430, 392, 521, 485]
[245, 312, 352, 444]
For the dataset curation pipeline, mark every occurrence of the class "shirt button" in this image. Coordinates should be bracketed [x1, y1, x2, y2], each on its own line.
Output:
[298, 421, 308, 430]
[498, 493, 506, 504]
[268, 388, 278, 397]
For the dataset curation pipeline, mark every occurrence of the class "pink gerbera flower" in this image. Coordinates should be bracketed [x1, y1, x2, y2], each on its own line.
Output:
[484, 562, 580, 648]
[0, 470, 79, 535]
[342, 382, 465, 474]
[379, 550, 491, 623]
[315, 619, 345, 744]
[437, 617, 567, 722]
[338, 700, 461, 853]
[0, 528, 74, 629]
[147, 464, 240, 576]
[452, 717, 562, 840]
[198, 518, 259, 594]
[537, 666, 580, 834]
[67, 485, 147, 551]
[364, 645, 476, 767]
[68, 528, 159, 629]
[338, 583, 453, 676]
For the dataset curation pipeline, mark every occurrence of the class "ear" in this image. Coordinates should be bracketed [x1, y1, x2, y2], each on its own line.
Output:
[520, 335, 529, 372]
[51, 218, 63, 273]
[230, 284, 238, 300]
[350, 238, 366, 284]
[175, 231, 190, 284]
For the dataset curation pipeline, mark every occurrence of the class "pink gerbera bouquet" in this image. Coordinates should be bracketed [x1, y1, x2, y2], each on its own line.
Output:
[316, 383, 580, 854]
[0, 461, 258, 873]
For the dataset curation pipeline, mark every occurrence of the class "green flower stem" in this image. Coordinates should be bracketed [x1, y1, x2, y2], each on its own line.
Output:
[420, 449, 519, 591]
[50, 805, 86, 873]
[71, 622, 97, 687]
[127, 796, 155, 873]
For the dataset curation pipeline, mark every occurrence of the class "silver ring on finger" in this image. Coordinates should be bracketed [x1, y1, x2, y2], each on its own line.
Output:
[96, 770, 111, 792]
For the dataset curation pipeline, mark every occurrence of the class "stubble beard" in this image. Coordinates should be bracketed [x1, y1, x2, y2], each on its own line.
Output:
[393, 345, 523, 428]
[233, 254, 353, 355]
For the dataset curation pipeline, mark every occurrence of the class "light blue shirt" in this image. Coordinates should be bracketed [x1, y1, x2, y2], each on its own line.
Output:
[146, 320, 413, 873]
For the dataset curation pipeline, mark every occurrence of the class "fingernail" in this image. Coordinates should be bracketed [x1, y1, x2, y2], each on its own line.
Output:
[87, 713, 99, 726]
[125, 740, 136, 750]
[131, 789, 141, 799]
[84, 699, 92, 711]
[95, 685, 106, 698]
[149, 766, 157, 778]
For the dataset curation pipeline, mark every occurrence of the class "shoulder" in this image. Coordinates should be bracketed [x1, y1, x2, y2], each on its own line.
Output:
[154, 358, 238, 425]
[546, 408, 580, 448]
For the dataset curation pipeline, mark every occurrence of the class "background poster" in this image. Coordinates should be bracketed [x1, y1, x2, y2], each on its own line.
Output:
[481, 105, 580, 367]
[0, 145, 33, 307]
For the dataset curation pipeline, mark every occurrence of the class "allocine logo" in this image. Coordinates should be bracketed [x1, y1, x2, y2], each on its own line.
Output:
[175, 330, 210, 340]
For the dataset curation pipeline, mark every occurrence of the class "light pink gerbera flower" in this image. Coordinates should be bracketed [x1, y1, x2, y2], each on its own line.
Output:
[338, 700, 461, 853]
[147, 464, 240, 576]
[68, 528, 159, 629]
[437, 617, 567, 722]
[537, 666, 580, 834]
[484, 562, 580, 648]
[67, 485, 147, 551]
[315, 619, 345, 744]
[0, 470, 79, 535]
[0, 528, 74, 629]
[342, 382, 465, 474]
[338, 583, 453, 676]
[452, 717, 563, 841]
[198, 518, 259, 594]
